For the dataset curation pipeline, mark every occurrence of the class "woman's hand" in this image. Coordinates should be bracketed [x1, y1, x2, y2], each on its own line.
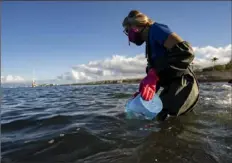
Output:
[140, 68, 159, 101]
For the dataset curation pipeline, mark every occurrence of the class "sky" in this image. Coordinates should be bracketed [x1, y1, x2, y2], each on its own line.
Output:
[1, 1, 232, 84]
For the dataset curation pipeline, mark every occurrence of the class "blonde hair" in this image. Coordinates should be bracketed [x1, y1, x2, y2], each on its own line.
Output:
[122, 10, 154, 28]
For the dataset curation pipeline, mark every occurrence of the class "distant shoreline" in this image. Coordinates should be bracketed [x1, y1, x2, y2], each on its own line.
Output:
[2, 71, 231, 88]
[59, 79, 231, 86]
[24, 70, 231, 87]
[57, 70, 232, 86]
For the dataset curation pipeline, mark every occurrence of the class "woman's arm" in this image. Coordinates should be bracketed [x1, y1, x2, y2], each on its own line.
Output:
[164, 33, 184, 49]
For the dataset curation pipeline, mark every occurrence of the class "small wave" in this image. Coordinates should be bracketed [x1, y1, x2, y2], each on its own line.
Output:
[2, 127, 115, 163]
[2, 84, 232, 163]
[215, 92, 231, 106]
[75, 148, 135, 163]
[1, 115, 75, 132]
[222, 84, 232, 89]
[111, 93, 133, 99]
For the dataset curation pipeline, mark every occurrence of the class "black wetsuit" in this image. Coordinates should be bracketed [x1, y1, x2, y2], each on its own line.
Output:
[146, 22, 200, 120]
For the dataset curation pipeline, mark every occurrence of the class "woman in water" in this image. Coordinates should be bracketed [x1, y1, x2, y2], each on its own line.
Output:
[122, 10, 199, 121]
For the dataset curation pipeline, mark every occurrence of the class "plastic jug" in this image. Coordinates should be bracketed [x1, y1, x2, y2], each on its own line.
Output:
[125, 93, 163, 120]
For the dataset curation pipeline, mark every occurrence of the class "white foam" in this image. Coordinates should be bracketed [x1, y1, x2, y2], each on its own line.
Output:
[222, 84, 232, 89]
[205, 97, 212, 101]
[48, 139, 54, 144]
[216, 93, 232, 106]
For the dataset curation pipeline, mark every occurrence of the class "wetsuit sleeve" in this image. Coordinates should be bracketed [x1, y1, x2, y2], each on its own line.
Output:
[151, 23, 173, 45]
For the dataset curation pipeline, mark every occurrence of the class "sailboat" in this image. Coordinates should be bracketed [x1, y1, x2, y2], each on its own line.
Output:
[32, 79, 37, 87]
[32, 69, 37, 87]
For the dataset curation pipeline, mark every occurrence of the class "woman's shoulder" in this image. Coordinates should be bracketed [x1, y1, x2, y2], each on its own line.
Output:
[150, 22, 172, 34]
[149, 22, 173, 44]
[152, 22, 169, 28]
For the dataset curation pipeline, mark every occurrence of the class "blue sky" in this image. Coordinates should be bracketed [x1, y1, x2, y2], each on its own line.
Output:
[2, 1, 231, 81]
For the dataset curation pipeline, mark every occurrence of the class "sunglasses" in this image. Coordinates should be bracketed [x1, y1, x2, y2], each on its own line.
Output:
[123, 28, 128, 36]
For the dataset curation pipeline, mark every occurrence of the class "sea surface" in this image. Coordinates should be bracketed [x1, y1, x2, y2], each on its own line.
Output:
[1, 83, 232, 163]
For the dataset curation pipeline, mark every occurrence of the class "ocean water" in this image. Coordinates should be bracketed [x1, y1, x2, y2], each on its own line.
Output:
[1, 83, 232, 163]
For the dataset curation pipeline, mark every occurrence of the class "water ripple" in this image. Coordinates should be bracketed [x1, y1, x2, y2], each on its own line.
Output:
[1, 83, 232, 163]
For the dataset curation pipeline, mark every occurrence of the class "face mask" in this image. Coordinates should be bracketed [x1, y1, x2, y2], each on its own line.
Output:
[128, 27, 144, 46]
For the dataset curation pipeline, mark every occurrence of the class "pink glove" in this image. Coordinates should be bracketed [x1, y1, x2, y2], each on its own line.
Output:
[140, 68, 159, 101]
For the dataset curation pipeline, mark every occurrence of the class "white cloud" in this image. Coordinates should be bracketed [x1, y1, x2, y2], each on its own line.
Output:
[1, 75, 25, 83]
[56, 54, 147, 83]
[2, 44, 231, 85]
[57, 44, 231, 83]
[193, 44, 231, 68]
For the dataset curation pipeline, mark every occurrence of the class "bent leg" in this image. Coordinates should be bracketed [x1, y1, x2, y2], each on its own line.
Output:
[156, 73, 199, 120]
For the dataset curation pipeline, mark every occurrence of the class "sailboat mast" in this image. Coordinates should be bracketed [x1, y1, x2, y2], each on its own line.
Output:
[32, 69, 36, 87]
